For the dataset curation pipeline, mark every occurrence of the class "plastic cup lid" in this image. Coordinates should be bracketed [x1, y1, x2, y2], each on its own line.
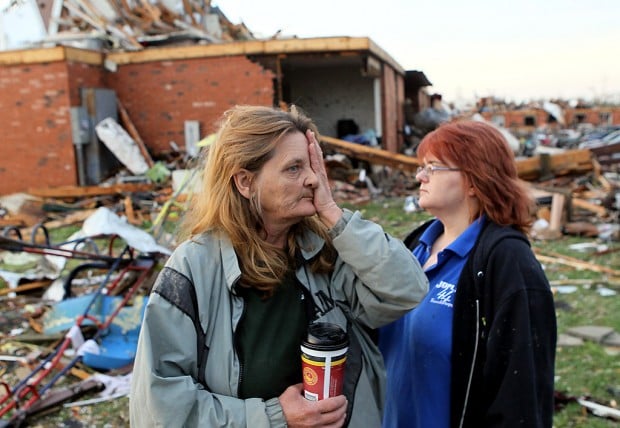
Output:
[303, 322, 348, 350]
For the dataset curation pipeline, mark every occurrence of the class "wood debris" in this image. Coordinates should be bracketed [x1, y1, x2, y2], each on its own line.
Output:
[38, 0, 255, 51]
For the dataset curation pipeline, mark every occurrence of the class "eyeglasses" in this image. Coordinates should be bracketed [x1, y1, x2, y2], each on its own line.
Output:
[415, 164, 461, 178]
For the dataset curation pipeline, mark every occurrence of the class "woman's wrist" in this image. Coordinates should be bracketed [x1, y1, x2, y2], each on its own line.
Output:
[318, 203, 343, 229]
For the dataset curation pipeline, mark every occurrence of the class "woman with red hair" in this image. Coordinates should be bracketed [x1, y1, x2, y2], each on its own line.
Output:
[379, 120, 557, 428]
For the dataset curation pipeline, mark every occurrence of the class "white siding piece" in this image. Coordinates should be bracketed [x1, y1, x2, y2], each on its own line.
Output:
[95, 117, 150, 175]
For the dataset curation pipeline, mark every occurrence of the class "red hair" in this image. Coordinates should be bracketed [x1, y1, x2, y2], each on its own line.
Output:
[417, 120, 534, 232]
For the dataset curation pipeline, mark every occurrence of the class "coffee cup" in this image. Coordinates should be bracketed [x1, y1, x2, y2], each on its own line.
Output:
[301, 322, 348, 401]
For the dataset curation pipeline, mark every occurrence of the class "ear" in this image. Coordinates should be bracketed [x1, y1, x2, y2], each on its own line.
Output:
[233, 169, 253, 199]
[462, 177, 475, 197]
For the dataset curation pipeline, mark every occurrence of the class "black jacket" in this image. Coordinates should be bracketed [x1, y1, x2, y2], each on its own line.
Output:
[404, 220, 557, 428]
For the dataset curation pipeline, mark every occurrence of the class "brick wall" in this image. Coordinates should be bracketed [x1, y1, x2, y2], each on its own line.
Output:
[105, 56, 275, 155]
[565, 107, 620, 126]
[0, 61, 77, 195]
[481, 107, 620, 130]
[0, 55, 272, 194]
[67, 61, 105, 106]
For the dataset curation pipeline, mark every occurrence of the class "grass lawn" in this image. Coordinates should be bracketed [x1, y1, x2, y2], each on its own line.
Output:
[2, 196, 619, 427]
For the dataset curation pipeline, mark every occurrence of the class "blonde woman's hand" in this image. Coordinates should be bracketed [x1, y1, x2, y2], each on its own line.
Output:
[306, 130, 342, 228]
[279, 383, 347, 428]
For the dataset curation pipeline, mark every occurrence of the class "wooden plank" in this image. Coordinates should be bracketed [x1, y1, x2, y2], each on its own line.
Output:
[123, 195, 141, 225]
[106, 36, 379, 65]
[16, 210, 96, 239]
[0, 280, 53, 296]
[65, 0, 142, 50]
[47, 0, 65, 37]
[321, 137, 595, 181]
[63, 0, 107, 32]
[28, 183, 155, 198]
[72, 0, 107, 26]
[534, 251, 620, 276]
[182, 0, 196, 25]
[516, 149, 593, 180]
[138, 0, 163, 23]
[0, 217, 26, 228]
[0, 46, 66, 65]
[116, 99, 155, 167]
[105, 23, 144, 50]
[64, 46, 104, 65]
[571, 197, 609, 217]
[549, 193, 565, 232]
[321, 136, 420, 172]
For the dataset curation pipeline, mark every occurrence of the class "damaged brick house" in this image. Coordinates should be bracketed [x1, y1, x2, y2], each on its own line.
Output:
[0, 2, 425, 195]
[477, 96, 620, 134]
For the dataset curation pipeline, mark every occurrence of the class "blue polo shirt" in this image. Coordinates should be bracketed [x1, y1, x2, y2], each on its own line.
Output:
[379, 217, 484, 428]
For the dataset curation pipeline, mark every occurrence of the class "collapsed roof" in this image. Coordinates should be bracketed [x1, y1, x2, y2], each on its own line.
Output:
[1, 0, 257, 51]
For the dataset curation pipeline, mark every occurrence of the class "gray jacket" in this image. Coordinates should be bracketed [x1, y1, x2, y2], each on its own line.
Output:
[130, 210, 427, 427]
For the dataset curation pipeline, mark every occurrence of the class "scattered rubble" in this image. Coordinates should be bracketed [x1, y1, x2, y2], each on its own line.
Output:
[0, 129, 618, 424]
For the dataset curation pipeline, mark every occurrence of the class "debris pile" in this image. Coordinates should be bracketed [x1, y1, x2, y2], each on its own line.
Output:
[0, 207, 168, 425]
[29, 0, 255, 51]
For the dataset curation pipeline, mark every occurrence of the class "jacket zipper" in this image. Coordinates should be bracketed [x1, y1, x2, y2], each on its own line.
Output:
[458, 299, 480, 428]
[233, 296, 247, 397]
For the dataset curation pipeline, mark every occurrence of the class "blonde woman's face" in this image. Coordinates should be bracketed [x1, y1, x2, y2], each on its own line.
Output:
[254, 131, 319, 230]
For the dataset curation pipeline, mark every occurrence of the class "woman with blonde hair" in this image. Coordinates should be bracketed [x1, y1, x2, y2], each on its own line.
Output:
[130, 105, 428, 427]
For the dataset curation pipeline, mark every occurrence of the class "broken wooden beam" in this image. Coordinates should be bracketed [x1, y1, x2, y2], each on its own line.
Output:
[116, 99, 155, 167]
[320, 136, 420, 173]
[549, 193, 566, 233]
[572, 197, 609, 217]
[534, 250, 620, 276]
[0, 280, 53, 296]
[28, 183, 155, 199]
[0, 217, 26, 228]
[516, 149, 594, 180]
[320, 137, 594, 181]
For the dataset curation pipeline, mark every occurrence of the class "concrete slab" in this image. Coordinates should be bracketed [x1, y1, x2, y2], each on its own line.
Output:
[557, 333, 584, 347]
[602, 331, 620, 347]
[565, 326, 615, 343]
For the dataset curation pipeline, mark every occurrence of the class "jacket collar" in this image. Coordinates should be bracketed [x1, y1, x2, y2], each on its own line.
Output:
[295, 227, 325, 260]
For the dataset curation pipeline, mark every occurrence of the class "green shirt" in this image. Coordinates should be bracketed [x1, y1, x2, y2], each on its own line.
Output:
[236, 271, 308, 399]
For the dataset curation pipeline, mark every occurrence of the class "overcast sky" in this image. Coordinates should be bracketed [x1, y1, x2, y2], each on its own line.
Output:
[214, 0, 620, 107]
[2, 0, 618, 107]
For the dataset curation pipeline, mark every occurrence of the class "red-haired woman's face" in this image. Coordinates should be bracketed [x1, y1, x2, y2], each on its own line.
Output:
[416, 155, 470, 219]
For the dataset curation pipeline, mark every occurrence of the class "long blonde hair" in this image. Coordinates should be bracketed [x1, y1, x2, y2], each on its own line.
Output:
[179, 105, 336, 294]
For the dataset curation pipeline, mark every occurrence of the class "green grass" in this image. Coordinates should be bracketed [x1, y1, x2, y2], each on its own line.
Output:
[2, 197, 619, 427]
[340, 197, 433, 240]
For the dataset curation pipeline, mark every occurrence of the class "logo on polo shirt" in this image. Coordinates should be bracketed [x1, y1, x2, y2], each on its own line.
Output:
[430, 280, 456, 308]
